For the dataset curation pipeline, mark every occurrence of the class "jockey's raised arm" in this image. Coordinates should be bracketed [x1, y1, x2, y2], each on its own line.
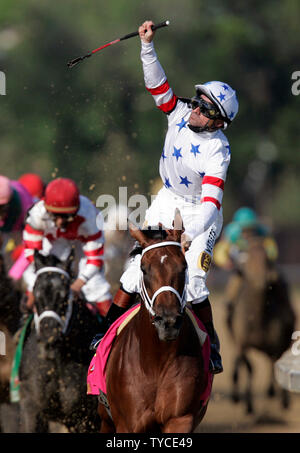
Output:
[140, 22, 178, 116]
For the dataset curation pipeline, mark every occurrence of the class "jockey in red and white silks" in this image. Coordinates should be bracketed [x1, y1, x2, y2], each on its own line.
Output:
[120, 39, 236, 304]
[22, 179, 112, 315]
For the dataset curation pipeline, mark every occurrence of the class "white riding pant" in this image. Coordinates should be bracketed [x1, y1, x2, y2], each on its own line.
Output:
[120, 187, 223, 303]
[22, 238, 111, 304]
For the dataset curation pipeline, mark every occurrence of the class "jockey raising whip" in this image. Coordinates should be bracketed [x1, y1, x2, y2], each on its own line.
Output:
[67, 20, 170, 68]
[91, 19, 239, 375]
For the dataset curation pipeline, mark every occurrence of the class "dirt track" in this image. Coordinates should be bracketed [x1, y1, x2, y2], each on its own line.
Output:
[196, 285, 300, 433]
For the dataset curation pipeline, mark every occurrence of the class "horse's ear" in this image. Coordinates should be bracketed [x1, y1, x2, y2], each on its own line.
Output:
[128, 221, 148, 247]
[173, 209, 184, 232]
[34, 249, 45, 270]
[168, 209, 184, 242]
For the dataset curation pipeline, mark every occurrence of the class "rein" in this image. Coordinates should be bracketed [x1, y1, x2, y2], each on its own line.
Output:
[34, 266, 74, 336]
[140, 241, 186, 316]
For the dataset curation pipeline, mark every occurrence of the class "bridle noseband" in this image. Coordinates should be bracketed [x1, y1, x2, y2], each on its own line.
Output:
[34, 267, 74, 336]
[140, 241, 187, 317]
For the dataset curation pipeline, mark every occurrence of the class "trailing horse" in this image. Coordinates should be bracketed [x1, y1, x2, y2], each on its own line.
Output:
[0, 251, 22, 432]
[227, 236, 295, 413]
[94, 214, 212, 433]
[19, 250, 101, 432]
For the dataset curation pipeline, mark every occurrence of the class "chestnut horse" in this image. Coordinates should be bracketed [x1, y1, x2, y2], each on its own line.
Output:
[98, 217, 211, 433]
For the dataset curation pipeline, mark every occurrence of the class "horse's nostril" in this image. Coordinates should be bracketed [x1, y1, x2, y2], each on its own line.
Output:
[153, 316, 163, 325]
[153, 314, 183, 332]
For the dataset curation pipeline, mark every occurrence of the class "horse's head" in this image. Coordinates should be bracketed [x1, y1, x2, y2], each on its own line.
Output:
[129, 210, 187, 341]
[33, 249, 75, 346]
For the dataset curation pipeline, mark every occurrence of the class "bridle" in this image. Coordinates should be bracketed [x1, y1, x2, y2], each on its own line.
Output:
[34, 267, 74, 336]
[139, 241, 187, 317]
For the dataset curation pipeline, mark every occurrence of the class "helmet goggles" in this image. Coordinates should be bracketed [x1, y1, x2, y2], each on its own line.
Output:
[48, 211, 76, 223]
[190, 96, 221, 120]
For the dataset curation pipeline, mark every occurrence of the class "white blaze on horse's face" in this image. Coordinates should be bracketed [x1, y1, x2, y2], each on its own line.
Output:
[33, 267, 74, 336]
[160, 255, 168, 264]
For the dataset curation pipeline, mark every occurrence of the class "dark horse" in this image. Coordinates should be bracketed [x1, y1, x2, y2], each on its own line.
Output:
[228, 236, 295, 413]
[0, 251, 22, 432]
[98, 215, 211, 433]
[19, 250, 101, 432]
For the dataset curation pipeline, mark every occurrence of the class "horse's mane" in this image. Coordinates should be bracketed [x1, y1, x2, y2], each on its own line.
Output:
[129, 228, 168, 257]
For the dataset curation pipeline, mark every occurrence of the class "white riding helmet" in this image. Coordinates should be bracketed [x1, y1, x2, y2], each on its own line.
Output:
[195, 81, 239, 128]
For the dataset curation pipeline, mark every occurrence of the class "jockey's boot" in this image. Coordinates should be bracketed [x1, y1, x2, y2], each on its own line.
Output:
[191, 298, 223, 374]
[89, 287, 136, 351]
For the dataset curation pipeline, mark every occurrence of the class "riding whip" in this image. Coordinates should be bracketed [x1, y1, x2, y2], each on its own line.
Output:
[67, 20, 170, 68]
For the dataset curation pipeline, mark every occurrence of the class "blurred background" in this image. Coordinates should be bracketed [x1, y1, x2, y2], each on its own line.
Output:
[0, 0, 300, 432]
[1, 0, 299, 266]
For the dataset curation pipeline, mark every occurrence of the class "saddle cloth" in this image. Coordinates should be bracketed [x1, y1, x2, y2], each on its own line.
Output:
[87, 304, 213, 406]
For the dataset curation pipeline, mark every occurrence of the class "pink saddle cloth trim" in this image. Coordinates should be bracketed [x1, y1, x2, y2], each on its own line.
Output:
[87, 304, 213, 406]
[8, 249, 30, 280]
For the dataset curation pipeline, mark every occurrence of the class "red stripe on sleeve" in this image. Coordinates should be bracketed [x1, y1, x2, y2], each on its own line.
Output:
[86, 259, 103, 267]
[146, 80, 170, 95]
[27, 254, 34, 263]
[24, 240, 43, 250]
[158, 95, 178, 114]
[202, 176, 224, 190]
[25, 224, 44, 235]
[201, 197, 221, 210]
[84, 247, 104, 257]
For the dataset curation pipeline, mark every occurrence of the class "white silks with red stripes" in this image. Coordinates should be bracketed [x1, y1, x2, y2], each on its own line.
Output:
[22, 196, 112, 303]
[23, 195, 105, 282]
